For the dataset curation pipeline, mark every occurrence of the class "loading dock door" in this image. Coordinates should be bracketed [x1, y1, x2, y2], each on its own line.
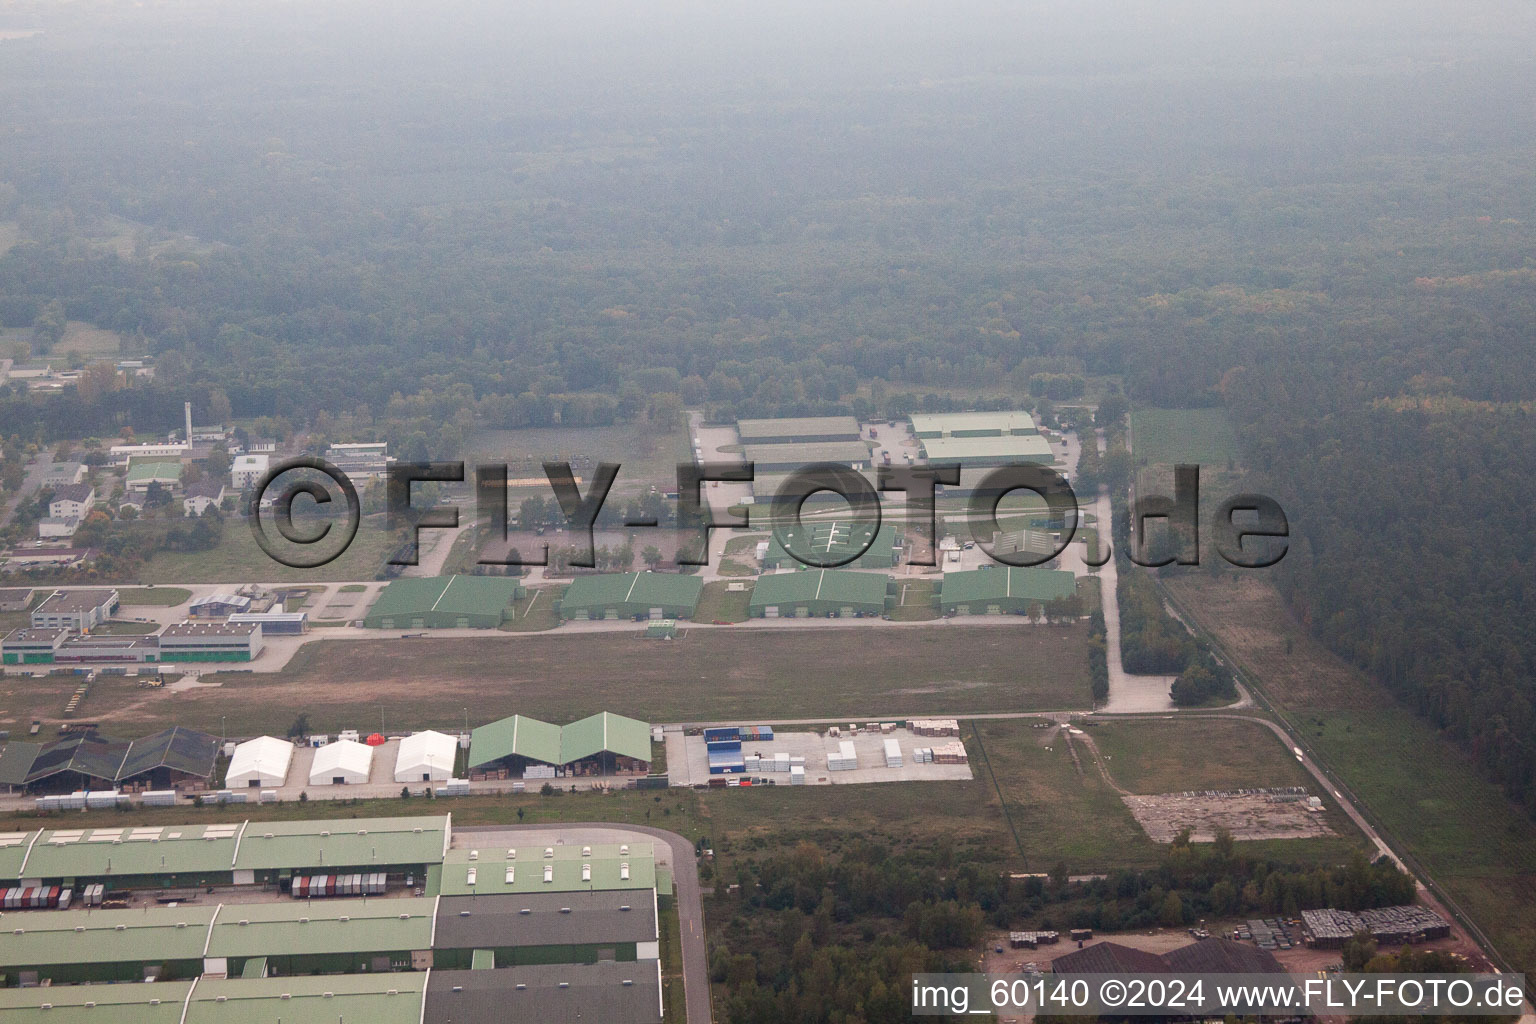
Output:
[649, 608, 663, 619]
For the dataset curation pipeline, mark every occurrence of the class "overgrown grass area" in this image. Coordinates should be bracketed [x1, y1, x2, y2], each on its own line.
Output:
[496, 583, 563, 631]
[693, 581, 751, 623]
[137, 515, 400, 584]
[1162, 571, 1536, 977]
[117, 586, 192, 606]
[1129, 407, 1240, 468]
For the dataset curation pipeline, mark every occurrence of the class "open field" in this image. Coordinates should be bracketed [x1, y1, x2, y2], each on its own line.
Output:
[55, 321, 122, 358]
[25, 624, 1093, 737]
[136, 515, 400, 584]
[1089, 718, 1317, 793]
[1162, 571, 1536, 977]
[1130, 407, 1240, 467]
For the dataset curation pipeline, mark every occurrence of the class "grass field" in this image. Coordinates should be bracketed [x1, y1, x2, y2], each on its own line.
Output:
[694, 581, 751, 623]
[56, 321, 122, 358]
[1162, 571, 1536, 977]
[1090, 718, 1315, 793]
[52, 624, 1093, 737]
[117, 586, 192, 606]
[137, 515, 400, 584]
[1130, 407, 1240, 468]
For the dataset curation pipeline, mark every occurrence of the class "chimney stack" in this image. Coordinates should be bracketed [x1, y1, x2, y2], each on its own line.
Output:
[185, 401, 193, 443]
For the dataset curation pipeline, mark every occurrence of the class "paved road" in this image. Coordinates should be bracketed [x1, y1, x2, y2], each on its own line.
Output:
[462, 821, 711, 1024]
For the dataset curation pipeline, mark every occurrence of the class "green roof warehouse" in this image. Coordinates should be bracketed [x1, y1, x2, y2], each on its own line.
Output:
[938, 566, 1078, 615]
[362, 575, 525, 629]
[748, 569, 892, 618]
[557, 571, 702, 620]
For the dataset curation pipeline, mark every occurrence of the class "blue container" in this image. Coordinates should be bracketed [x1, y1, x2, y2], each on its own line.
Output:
[703, 727, 740, 742]
[707, 739, 742, 753]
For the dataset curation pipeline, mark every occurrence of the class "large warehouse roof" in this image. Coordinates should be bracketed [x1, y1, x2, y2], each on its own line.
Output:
[19, 822, 243, 881]
[426, 962, 661, 1024]
[742, 440, 871, 466]
[363, 574, 523, 627]
[749, 569, 889, 609]
[469, 712, 651, 770]
[437, 843, 657, 896]
[940, 566, 1077, 606]
[115, 726, 220, 781]
[435, 890, 656, 950]
[909, 411, 1037, 436]
[232, 814, 450, 871]
[559, 572, 702, 613]
[0, 905, 218, 967]
[22, 732, 131, 785]
[206, 896, 435, 959]
[185, 973, 429, 1024]
[737, 415, 860, 441]
[918, 434, 1055, 463]
[0, 982, 192, 1024]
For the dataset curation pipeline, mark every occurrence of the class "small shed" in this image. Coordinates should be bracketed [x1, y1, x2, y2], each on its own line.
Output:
[644, 619, 678, 639]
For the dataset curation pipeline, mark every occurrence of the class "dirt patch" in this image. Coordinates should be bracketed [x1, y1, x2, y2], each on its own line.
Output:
[1123, 790, 1336, 843]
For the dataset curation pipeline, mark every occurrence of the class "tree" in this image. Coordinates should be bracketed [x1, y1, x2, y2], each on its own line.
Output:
[286, 713, 311, 739]
[642, 544, 663, 569]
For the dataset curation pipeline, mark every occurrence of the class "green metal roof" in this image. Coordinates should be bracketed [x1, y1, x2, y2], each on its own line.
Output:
[0, 830, 37, 880]
[0, 980, 192, 1024]
[438, 844, 656, 896]
[559, 712, 651, 763]
[19, 822, 242, 881]
[736, 415, 860, 441]
[206, 896, 435, 958]
[116, 727, 220, 781]
[0, 742, 41, 787]
[469, 714, 563, 768]
[363, 575, 521, 622]
[232, 815, 449, 872]
[184, 973, 428, 1024]
[124, 460, 183, 483]
[559, 572, 702, 612]
[0, 905, 217, 967]
[469, 713, 652, 770]
[939, 566, 1077, 606]
[748, 569, 889, 609]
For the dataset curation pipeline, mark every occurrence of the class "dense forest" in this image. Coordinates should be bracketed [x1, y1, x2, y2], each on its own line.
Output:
[0, 1, 1534, 817]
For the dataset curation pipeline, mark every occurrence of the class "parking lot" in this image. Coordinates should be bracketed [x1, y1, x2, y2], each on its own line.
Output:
[665, 726, 973, 787]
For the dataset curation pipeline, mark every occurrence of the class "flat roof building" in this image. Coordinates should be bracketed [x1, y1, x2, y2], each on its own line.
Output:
[558, 572, 702, 621]
[741, 440, 871, 471]
[227, 611, 308, 634]
[939, 566, 1078, 616]
[124, 459, 184, 491]
[748, 569, 891, 618]
[909, 410, 1038, 438]
[362, 575, 524, 629]
[158, 620, 263, 662]
[30, 588, 118, 631]
[918, 433, 1055, 467]
[1, 626, 67, 665]
[426, 961, 662, 1024]
[433, 890, 659, 966]
[436, 843, 657, 897]
[737, 415, 861, 444]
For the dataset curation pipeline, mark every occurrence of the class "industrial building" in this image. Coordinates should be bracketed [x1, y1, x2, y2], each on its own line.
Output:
[741, 440, 872, 471]
[736, 415, 861, 444]
[0, 815, 664, 1024]
[394, 730, 459, 782]
[124, 459, 184, 492]
[939, 566, 1078, 616]
[29, 588, 118, 631]
[748, 569, 891, 618]
[308, 739, 375, 785]
[917, 433, 1055, 467]
[468, 712, 652, 778]
[188, 592, 253, 617]
[157, 621, 264, 662]
[229, 452, 269, 489]
[227, 610, 308, 634]
[0, 588, 31, 612]
[557, 572, 702, 621]
[908, 410, 1038, 438]
[0, 727, 219, 794]
[362, 575, 525, 629]
[761, 521, 902, 569]
[1, 627, 67, 665]
[225, 735, 294, 788]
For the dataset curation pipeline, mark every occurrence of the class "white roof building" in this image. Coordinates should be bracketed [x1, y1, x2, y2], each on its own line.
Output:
[231, 453, 270, 489]
[394, 730, 458, 783]
[308, 739, 374, 786]
[225, 735, 294, 788]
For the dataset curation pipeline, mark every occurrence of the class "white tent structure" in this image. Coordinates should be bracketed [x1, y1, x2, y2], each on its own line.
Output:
[226, 736, 294, 788]
[308, 739, 374, 786]
[394, 730, 458, 783]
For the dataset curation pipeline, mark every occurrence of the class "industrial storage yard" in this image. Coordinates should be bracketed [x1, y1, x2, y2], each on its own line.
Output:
[665, 722, 974, 788]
